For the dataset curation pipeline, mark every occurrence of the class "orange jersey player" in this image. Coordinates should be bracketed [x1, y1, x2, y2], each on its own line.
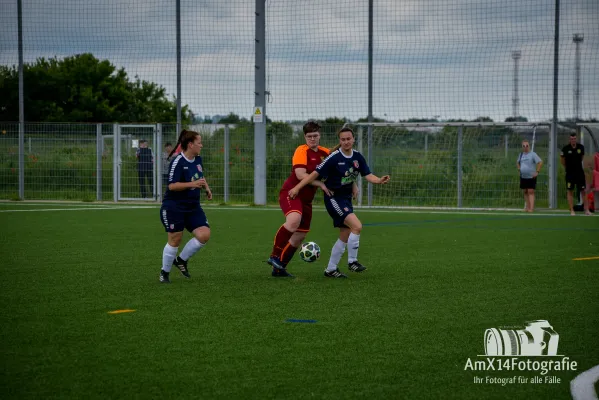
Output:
[267, 120, 333, 277]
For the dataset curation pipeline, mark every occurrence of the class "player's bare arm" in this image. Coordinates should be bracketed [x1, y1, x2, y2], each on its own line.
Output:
[294, 167, 333, 196]
[289, 171, 320, 199]
[365, 174, 390, 184]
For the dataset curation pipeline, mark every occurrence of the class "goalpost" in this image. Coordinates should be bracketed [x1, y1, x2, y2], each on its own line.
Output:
[353, 122, 550, 210]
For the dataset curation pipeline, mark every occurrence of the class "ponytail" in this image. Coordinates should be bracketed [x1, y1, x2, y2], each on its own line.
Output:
[168, 130, 186, 158]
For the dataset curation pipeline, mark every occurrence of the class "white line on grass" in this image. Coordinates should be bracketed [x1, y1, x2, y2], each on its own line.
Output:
[571, 364, 599, 400]
[0, 206, 156, 212]
[0, 204, 575, 217]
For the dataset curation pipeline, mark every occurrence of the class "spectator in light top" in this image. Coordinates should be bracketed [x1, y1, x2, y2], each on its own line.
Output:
[517, 139, 543, 213]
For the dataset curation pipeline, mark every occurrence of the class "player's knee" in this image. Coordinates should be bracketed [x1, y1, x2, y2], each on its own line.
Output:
[195, 227, 211, 244]
[284, 214, 302, 231]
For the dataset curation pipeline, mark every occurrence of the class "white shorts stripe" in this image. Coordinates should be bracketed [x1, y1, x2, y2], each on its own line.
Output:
[162, 209, 169, 227]
[330, 198, 344, 216]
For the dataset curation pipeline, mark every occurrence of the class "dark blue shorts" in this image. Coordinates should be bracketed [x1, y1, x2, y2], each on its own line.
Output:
[160, 205, 209, 233]
[324, 194, 353, 228]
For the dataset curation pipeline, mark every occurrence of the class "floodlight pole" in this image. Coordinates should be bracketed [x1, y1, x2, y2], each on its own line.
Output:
[573, 34, 583, 122]
[512, 50, 521, 118]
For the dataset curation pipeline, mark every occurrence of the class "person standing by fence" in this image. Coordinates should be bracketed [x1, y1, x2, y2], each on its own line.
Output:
[136, 139, 154, 198]
[517, 139, 543, 212]
[561, 133, 591, 216]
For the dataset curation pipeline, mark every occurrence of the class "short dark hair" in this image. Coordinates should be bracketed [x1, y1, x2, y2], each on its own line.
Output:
[570, 133, 577, 137]
[303, 120, 321, 135]
[139, 139, 147, 143]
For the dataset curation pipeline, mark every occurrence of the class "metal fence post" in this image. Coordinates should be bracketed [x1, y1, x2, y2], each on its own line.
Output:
[224, 125, 230, 203]
[113, 124, 119, 202]
[156, 123, 162, 201]
[357, 126, 363, 206]
[96, 124, 102, 201]
[253, 0, 267, 205]
[457, 126, 463, 208]
[367, 125, 373, 206]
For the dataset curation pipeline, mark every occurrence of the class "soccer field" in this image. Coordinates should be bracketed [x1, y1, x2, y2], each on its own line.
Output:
[0, 203, 598, 399]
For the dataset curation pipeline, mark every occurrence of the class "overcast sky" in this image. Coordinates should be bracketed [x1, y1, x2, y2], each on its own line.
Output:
[1, 0, 597, 122]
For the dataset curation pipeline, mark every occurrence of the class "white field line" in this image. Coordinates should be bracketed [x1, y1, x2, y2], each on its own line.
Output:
[0, 204, 576, 217]
[0, 206, 156, 212]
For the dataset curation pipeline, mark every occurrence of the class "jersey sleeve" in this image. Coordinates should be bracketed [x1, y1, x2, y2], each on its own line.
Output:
[168, 157, 184, 184]
[318, 146, 331, 156]
[560, 146, 566, 156]
[291, 145, 308, 169]
[581, 145, 585, 157]
[533, 152, 542, 163]
[358, 153, 371, 176]
[315, 152, 335, 179]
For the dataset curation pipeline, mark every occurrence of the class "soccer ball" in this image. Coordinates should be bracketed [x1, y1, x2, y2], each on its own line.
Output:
[299, 242, 320, 262]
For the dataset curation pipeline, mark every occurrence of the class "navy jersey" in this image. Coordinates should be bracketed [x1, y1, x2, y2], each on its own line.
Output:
[316, 149, 371, 196]
[162, 154, 205, 209]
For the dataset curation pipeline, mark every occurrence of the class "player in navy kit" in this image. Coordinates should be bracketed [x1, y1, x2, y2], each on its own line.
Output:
[289, 127, 390, 278]
[159, 130, 213, 283]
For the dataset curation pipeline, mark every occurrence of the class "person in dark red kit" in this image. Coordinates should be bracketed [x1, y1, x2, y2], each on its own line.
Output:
[267, 120, 334, 277]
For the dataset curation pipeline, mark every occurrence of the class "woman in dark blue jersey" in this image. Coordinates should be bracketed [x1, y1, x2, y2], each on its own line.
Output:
[289, 127, 390, 278]
[159, 130, 212, 283]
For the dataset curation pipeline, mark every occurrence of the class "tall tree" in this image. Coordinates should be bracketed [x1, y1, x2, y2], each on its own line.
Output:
[0, 53, 192, 123]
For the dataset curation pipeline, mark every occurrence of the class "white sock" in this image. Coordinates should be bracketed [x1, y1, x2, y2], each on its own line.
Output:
[327, 239, 347, 272]
[179, 237, 205, 261]
[347, 233, 360, 263]
[162, 244, 178, 272]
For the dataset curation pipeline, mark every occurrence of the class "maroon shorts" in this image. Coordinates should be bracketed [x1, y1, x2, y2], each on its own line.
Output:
[278, 190, 313, 232]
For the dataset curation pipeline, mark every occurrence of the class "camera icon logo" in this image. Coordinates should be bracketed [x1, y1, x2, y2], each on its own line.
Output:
[484, 320, 559, 356]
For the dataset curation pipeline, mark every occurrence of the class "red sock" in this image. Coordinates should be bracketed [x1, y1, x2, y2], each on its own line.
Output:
[280, 243, 299, 266]
[271, 225, 294, 259]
